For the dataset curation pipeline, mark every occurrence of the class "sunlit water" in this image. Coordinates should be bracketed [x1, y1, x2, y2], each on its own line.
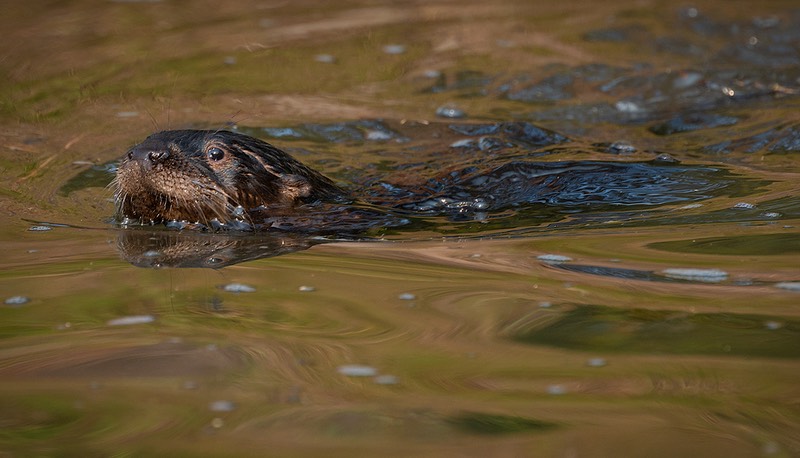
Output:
[1, 1, 799, 457]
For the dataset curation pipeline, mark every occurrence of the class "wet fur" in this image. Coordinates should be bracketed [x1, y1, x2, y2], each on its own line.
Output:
[113, 130, 347, 226]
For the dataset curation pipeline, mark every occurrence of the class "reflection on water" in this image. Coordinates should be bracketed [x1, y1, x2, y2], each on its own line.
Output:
[1, 0, 800, 456]
[116, 228, 315, 268]
[648, 233, 800, 256]
[511, 304, 800, 358]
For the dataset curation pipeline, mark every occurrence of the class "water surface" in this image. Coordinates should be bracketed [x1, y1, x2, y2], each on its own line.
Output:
[1, 1, 799, 456]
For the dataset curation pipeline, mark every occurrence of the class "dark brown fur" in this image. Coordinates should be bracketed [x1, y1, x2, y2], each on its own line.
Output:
[113, 130, 347, 226]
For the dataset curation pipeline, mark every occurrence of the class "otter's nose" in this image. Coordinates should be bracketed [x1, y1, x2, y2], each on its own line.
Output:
[127, 146, 170, 169]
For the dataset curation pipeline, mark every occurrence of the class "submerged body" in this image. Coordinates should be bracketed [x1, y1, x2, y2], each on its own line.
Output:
[114, 125, 734, 235]
[114, 130, 347, 228]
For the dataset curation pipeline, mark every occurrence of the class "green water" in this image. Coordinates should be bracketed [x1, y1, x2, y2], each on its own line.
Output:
[1, 1, 798, 457]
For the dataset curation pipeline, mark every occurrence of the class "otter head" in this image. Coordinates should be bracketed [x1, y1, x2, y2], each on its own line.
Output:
[113, 130, 345, 226]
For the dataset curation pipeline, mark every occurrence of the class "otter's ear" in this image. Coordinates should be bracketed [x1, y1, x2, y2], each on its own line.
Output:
[277, 174, 312, 202]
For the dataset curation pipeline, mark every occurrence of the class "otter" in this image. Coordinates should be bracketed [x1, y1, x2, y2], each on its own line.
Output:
[113, 125, 730, 236]
[114, 130, 348, 229]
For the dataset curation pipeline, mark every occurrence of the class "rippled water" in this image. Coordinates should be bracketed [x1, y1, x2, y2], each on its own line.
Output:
[1, 1, 799, 456]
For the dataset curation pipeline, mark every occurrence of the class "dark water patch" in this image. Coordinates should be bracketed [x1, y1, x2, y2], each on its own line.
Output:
[499, 64, 628, 105]
[544, 264, 712, 284]
[705, 123, 800, 154]
[548, 264, 669, 282]
[447, 411, 557, 435]
[648, 233, 800, 256]
[506, 73, 574, 103]
[544, 263, 795, 287]
[240, 120, 570, 157]
[257, 120, 406, 144]
[441, 7, 800, 117]
[656, 7, 800, 69]
[501, 64, 796, 128]
[59, 162, 117, 197]
[525, 102, 646, 127]
[0, 395, 82, 442]
[649, 113, 739, 136]
[512, 305, 800, 358]
[448, 121, 568, 148]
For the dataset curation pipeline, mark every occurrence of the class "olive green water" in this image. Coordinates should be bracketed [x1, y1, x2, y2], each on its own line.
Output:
[1, 1, 799, 457]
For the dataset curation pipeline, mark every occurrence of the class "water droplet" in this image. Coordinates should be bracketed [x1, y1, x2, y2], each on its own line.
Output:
[673, 72, 703, 89]
[366, 130, 392, 141]
[775, 282, 800, 292]
[662, 268, 728, 283]
[374, 375, 398, 385]
[764, 321, 783, 330]
[537, 254, 573, 264]
[762, 440, 781, 455]
[586, 358, 607, 367]
[450, 138, 475, 148]
[298, 285, 315, 292]
[209, 400, 236, 412]
[547, 384, 567, 395]
[337, 365, 378, 377]
[382, 44, 406, 54]
[398, 293, 416, 300]
[615, 100, 643, 113]
[223, 283, 256, 293]
[4, 296, 29, 306]
[436, 105, 466, 119]
[314, 54, 336, 63]
[607, 141, 636, 154]
[653, 153, 680, 163]
[107, 315, 156, 326]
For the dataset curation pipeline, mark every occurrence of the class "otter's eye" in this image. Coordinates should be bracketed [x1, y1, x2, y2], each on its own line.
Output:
[207, 147, 225, 162]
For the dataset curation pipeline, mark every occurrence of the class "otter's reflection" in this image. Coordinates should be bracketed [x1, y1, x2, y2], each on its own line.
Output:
[116, 229, 315, 268]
